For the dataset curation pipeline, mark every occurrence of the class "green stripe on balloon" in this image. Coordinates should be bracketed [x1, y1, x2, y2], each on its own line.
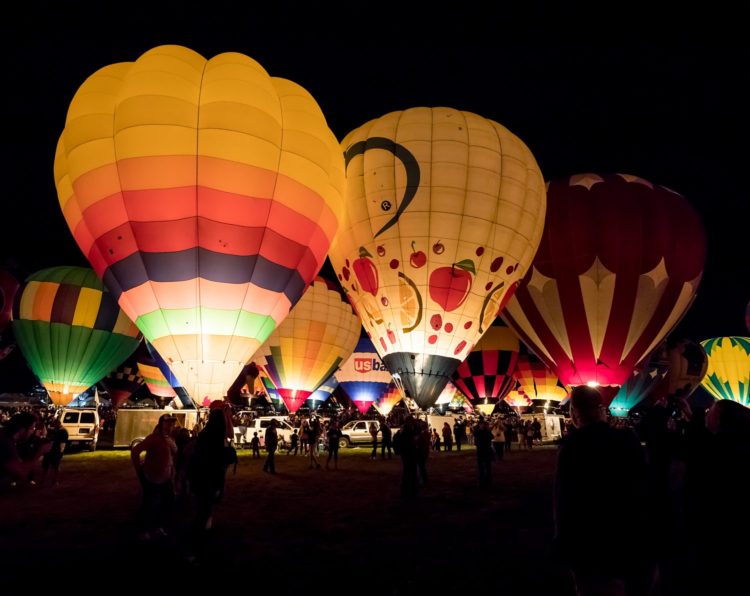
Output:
[135, 309, 277, 342]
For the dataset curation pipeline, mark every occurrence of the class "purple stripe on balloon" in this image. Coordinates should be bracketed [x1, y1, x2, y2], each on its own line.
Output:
[102, 249, 306, 305]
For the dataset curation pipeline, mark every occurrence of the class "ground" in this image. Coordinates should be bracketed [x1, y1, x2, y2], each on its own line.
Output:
[0, 445, 574, 594]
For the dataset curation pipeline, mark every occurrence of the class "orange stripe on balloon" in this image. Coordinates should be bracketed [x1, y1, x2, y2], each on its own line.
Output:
[32, 282, 59, 322]
[119, 279, 293, 320]
[273, 176, 338, 240]
[198, 155, 278, 202]
[70, 162, 122, 211]
[115, 155, 197, 191]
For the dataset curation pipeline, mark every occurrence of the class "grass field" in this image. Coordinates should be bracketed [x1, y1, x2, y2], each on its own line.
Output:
[0, 445, 574, 595]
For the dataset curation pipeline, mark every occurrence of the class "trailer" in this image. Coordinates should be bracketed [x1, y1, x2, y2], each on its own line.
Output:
[114, 408, 199, 448]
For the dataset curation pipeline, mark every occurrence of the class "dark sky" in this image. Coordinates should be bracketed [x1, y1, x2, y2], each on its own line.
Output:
[1, 5, 748, 389]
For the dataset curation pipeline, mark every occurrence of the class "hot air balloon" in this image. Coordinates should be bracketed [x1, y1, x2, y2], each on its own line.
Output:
[226, 362, 260, 405]
[0, 269, 19, 335]
[452, 319, 519, 411]
[335, 337, 393, 414]
[609, 366, 670, 417]
[12, 266, 141, 406]
[137, 353, 178, 400]
[700, 337, 750, 407]
[513, 352, 569, 407]
[504, 389, 533, 411]
[649, 338, 708, 403]
[254, 277, 361, 413]
[101, 356, 144, 408]
[374, 384, 402, 416]
[328, 107, 546, 410]
[55, 45, 345, 402]
[145, 342, 193, 408]
[307, 374, 338, 410]
[502, 174, 706, 397]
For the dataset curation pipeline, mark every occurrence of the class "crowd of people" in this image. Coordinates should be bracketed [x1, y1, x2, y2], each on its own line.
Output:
[4, 391, 750, 591]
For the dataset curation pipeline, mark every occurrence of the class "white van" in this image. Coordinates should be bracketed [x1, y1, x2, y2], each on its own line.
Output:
[60, 408, 100, 451]
[234, 416, 295, 448]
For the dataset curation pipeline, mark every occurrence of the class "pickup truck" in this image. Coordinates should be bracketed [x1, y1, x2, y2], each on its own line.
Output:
[338, 420, 399, 448]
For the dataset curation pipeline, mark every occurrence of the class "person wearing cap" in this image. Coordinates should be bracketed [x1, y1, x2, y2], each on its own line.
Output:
[131, 413, 178, 540]
[553, 386, 658, 595]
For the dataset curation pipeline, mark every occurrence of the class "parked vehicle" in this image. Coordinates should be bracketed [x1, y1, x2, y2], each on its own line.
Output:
[234, 416, 295, 448]
[60, 408, 100, 451]
[339, 419, 395, 448]
[114, 409, 199, 448]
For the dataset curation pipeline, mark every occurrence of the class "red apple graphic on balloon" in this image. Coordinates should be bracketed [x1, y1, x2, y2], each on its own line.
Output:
[410, 241, 426, 268]
[428, 259, 476, 312]
[353, 247, 379, 296]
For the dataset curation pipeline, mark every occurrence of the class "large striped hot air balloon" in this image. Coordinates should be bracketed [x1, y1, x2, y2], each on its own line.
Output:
[452, 320, 519, 409]
[55, 45, 344, 402]
[254, 277, 361, 413]
[335, 337, 393, 414]
[328, 107, 546, 410]
[0, 269, 19, 335]
[374, 384, 402, 416]
[12, 267, 141, 406]
[700, 337, 750, 407]
[502, 174, 706, 394]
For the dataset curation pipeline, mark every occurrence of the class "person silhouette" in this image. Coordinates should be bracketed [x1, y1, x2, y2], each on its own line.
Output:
[553, 386, 658, 595]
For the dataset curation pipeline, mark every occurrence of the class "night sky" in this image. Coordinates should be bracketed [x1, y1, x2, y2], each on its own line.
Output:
[1, 5, 747, 390]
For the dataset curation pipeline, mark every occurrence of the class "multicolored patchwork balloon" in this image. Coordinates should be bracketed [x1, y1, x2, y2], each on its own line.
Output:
[55, 45, 344, 401]
[101, 356, 144, 408]
[329, 107, 546, 409]
[374, 385, 402, 416]
[12, 266, 141, 406]
[700, 337, 750, 407]
[253, 277, 361, 413]
[502, 174, 706, 390]
[452, 319, 519, 407]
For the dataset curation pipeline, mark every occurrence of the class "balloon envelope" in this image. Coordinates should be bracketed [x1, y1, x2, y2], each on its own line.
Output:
[335, 337, 392, 408]
[101, 355, 144, 409]
[254, 277, 361, 413]
[55, 45, 345, 401]
[452, 320, 519, 405]
[514, 352, 569, 404]
[650, 338, 708, 402]
[700, 337, 750, 407]
[609, 367, 669, 417]
[502, 174, 706, 389]
[329, 107, 546, 409]
[12, 266, 141, 406]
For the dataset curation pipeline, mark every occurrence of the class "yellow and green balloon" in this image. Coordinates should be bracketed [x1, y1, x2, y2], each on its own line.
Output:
[12, 267, 141, 406]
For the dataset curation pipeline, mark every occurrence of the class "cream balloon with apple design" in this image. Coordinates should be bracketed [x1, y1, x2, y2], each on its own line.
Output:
[331, 107, 546, 409]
